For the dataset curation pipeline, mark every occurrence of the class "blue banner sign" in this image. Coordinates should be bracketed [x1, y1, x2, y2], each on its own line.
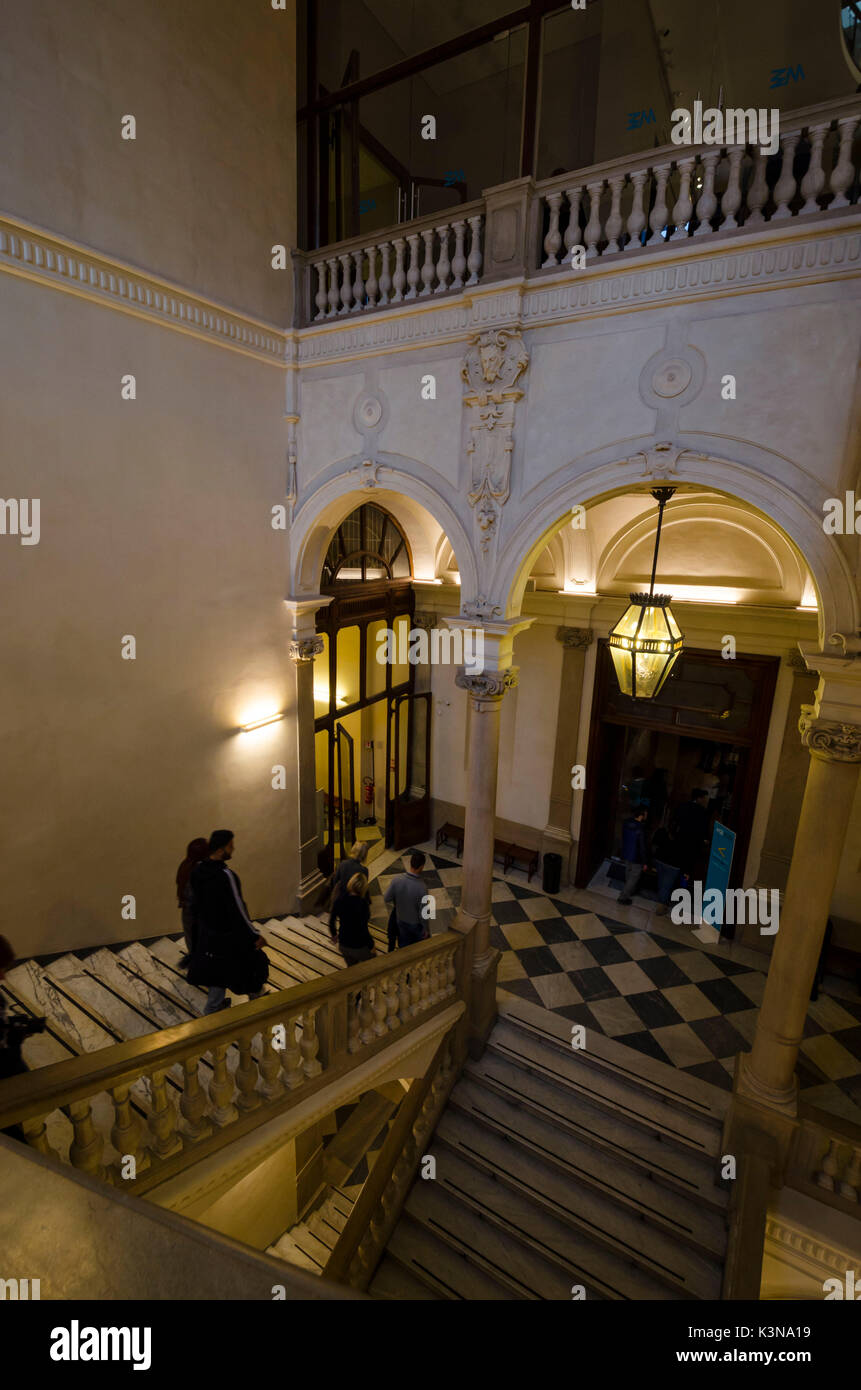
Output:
[704, 821, 736, 929]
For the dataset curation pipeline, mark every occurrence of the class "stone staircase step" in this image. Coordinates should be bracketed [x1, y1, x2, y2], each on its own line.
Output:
[267, 1230, 323, 1274]
[6, 960, 122, 1056]
[118, 942, 209, 1013]
[385, 1213, 523, 1300]
[323, 1091, 395, 1186]
[459, 1055, 729, 1214]
[271, 917, 346, 967]
[369, 1254, 444, 1300]
[435, 1105, 726, 1287]
[408, 1149, 683, 1300]
[259, 921, 340, 977]
[86, 949, 194, 1030]
[488, 1016, 721, 1157]
[288, 1222, 332, 1269]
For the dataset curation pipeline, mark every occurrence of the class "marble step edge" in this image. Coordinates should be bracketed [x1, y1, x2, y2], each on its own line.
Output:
[433, 1109, 727, 1281]
[441, 1090, 728, 1256]
[406, 1155, 701, 1302]
[457, 1062, 730, 1213]
[496, 994, 730, 1122]
[386, 1213, 540, 1301]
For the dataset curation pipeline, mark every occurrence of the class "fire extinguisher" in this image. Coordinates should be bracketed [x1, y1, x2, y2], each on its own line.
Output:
[363, 776, 375, 805]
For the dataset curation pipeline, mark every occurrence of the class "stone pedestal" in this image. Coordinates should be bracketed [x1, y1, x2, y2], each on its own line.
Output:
[739, 671, 861, 1115]
[286, 596, 332, 913]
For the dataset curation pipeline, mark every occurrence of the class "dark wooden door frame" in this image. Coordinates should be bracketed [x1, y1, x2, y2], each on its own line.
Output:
[575, 642, 779, 900]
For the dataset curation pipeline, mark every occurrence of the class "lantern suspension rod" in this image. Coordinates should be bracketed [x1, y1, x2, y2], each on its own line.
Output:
[647, 487, 676, 599]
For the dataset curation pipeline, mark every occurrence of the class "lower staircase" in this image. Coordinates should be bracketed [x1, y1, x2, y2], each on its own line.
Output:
[370, 996, 730, 1300]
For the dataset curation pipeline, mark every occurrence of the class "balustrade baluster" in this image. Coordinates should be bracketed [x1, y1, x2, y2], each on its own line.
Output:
[372, 983, 387, 1037]
[839, 1144, 861, 1202]
[300, 1008, 322, 1077]
[646, 164, 670, 244]
[772, 131, 800, 219]
[364, 246, 378, 307]
[22, 1116, 59, 1161]
[358, 988, 375, 1046]
[398, 967, 413, 1021]
[830, 117, 859, 208]
[450, 221, 467, 289]
[208, 1043, 236, 1126]
[347, 993, 362, 1054]
[235, 1037, 262, 1112]
[542, 191, 563, 266]
[180, 1054, 211, 1140]
[745, 150, 769, 224]
[384, 969, 401, 1029]
[466, 215, 482, 284]
[418, 961, 431, 1012]
[378, 243, 392, 304]
[583, 181, 603, 258]
[624, 171, 647, 250]
[148, 1068, 181, 1158]
[280, 1014, 305, 1089]
[604, 175, 625, 253]
[720, 147, 744, 229]
[669, 157, 695, 239]
[392, 237, 407, 302]
[405, 234, 421, 299]
[110, 1082, 147, 1174]
[351, 251, 365, 310]
[563, 186, 584, 263]
[410, 967, 422, 1017]
[435, 225, 451, 290]
[420, 228, 436, 295]
[427, 956, 440, 1006]
[314, 262, 328, 320]
[446, 950, 456, 997]
[326, 257, 339, 317]
[800, 123, 829, 214]
[338, 253, 352, 313]
[814, 1137, 842, 1191]
[69, 1099, 105, 1179]
[693, 151, 720, 235]
[258, 1027, 283, 1100]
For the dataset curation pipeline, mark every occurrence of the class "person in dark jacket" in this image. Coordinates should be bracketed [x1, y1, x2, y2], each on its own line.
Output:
[176, 837, 208, 963]
[188, 829, 269, 1014]
[618, 809, 648, 904]
[330, 873, 376, 967]
[327, 843, 369, 937]
[671, 790, 712, 883]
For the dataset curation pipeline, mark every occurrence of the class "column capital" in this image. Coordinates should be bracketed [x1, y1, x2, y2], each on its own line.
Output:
[556, 626, 594, 650]
[290, 636, 325, 664]
[455, 667, 518, 706]
[799, 710, 861, 763]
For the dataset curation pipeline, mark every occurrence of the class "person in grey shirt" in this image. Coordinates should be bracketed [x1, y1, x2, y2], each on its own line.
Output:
[384, 851, 429, 948]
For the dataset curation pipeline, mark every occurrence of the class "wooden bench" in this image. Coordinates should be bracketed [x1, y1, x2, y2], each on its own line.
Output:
[435, 821, 464, 855]
[504, 842, 540, 882]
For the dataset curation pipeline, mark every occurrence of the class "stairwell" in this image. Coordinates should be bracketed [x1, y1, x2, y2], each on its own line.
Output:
[370, 996, 730, 1301]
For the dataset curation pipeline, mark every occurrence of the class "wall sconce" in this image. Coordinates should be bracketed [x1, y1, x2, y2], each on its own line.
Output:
[240, 712, 285, 732]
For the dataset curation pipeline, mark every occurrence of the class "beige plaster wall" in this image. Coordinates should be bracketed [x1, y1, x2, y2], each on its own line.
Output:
[0, 0, 296, 323]
[0, 275, 296, 957]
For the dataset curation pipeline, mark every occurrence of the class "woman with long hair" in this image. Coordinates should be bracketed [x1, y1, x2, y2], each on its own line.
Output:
[176, 837, 209, 962]
[330, 872, 376, 967]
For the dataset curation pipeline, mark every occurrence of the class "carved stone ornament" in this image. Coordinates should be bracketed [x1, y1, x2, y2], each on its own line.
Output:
[624, 444, 708, 479]
[556, 627, 594, 650]
[461, 595, 503, 620]
[462, 329, 529, 556]
[349, 458, 387, 490]
[455, 668, 519, 700]
[799, 710, 861, 763]
[412, 612, 438, 634]
[290, 637, 325, 663]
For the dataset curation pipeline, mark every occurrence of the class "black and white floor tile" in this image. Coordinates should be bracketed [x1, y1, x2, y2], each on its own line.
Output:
[367, 847, 861, 1127]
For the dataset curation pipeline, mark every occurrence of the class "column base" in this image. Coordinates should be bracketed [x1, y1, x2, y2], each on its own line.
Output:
[736, 1051, 798, 1118]
[296, 868, 327, 915]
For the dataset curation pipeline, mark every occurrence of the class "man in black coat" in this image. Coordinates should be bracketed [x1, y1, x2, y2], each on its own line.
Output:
[188, 829, 269, 1014]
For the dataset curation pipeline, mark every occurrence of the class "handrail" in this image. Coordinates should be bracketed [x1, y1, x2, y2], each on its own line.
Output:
[0, 930, 464, 1196]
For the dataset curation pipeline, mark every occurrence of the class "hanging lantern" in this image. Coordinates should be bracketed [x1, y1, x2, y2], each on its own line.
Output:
[608, 487, 684, 699]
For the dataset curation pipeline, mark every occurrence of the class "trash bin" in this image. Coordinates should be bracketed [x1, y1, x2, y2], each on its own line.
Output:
[542, 852, 562, 895]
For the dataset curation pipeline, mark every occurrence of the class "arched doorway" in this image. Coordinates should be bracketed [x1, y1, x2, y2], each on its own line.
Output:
[313, 502, 432, 875]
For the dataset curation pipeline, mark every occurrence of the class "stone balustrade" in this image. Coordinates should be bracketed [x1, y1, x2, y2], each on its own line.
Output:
[296, 94, 860, 325]
[0, 932, 463, 1194]
[306, 203, 485, 323]
[787, 1106, 861, 1215]
[534, 96, 860, 268]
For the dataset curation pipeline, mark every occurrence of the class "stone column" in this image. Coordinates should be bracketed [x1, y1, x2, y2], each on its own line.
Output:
[543, 627, 593, 882]
[447, 615, 532, 1055]
[286, 596, 332, 913]
[739, 666, 861, 1114]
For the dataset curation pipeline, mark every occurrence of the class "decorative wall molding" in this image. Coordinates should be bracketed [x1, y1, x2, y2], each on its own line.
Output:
[0, 213, 289, 367]
[462, 328, 529, 559]
[764, 1215, 861, 1283]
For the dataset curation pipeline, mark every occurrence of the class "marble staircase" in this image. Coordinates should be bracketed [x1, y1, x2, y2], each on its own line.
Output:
[369, 996, 731, 1301]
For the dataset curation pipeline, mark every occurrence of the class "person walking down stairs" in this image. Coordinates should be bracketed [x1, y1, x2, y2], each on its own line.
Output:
[384, 851, 430, 948]
[175, 836, 208, 966]
[330, 874, 377, 966]
[188, 830, 269, 1014]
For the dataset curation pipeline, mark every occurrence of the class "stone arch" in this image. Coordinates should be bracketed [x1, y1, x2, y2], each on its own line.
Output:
[289, 465, 479, 599]
[494, 453, 858, 647]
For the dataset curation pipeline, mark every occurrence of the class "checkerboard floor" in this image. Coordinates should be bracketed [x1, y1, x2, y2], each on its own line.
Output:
[367, 849, 861, 1128]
